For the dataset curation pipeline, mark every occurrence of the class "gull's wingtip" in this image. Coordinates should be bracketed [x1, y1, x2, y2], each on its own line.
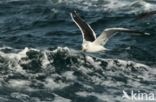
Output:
[144, 32, 150, 36]
[70, 12, 73, 18]
[70, 11, 78, 18]
[136, 30, 150, 36]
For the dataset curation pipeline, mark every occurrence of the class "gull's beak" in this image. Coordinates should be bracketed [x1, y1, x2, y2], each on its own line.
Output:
[81, 48, 85, 52]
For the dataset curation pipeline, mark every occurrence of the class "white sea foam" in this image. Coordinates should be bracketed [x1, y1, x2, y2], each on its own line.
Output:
[44, 77, 69, 90]
[41, 51, 51, 68]
[8, 79, 31, 89]
[10, 92, 30, 100]
[53, 94, 71, 102]
[62, 71, 77, 80]
[49, 0, 156, 13]
[85, 56, 101, 69]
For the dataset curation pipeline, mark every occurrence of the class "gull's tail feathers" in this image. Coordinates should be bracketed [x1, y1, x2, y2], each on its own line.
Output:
[93, 28, 150, 46]
[70, 11, 96, 42]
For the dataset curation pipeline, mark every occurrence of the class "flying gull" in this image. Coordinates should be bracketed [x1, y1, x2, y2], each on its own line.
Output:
[70, 11, 150, 52]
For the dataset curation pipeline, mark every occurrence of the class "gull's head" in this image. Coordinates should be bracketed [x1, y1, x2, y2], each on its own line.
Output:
[82, 43, 88, 52]
[81, 42, 91, 52]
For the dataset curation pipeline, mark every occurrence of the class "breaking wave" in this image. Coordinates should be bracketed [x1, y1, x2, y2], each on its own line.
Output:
[0, 47, 155, 102]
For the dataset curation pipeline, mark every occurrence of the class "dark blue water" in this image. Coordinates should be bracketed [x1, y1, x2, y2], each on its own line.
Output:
[0, 0, 156, 102]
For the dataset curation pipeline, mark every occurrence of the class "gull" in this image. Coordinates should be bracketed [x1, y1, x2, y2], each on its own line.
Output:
[70, 11, 150, 52]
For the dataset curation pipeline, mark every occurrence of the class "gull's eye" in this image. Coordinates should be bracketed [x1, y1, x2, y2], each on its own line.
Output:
[84, 44, 87, 48]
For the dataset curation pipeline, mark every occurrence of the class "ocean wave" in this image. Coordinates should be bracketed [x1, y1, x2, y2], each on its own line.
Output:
[0, 47, 154, 101]
[49, 0, 156, 14]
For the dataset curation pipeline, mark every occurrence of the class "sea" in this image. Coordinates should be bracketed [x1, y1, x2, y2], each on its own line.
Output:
[0, 0, 156, 102]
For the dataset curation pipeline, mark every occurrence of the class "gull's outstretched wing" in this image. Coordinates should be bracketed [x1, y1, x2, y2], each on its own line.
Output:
[70, 11, 96, 42]
[93, 28, 150, 46]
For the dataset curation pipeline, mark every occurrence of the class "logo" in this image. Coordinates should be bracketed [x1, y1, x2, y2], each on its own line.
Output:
[122, 90, 156, 101]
